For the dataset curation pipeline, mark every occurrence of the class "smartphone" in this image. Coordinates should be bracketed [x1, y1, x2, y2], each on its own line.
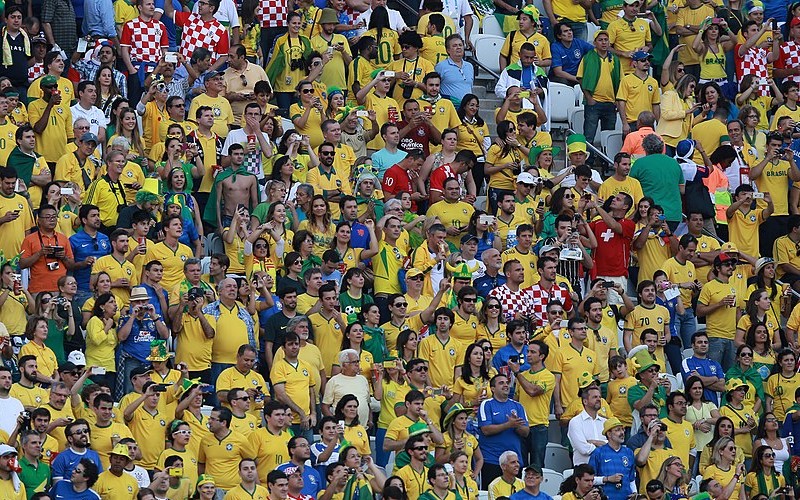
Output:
[772, 18, 779, 30]
[356, 110, 369, 118]
[383, 70, 395, 78]
[165, 52, 178, 63]
[538, 199, 545, 208]
[657, 214, 666, 221]
[479, 215, 495, 225]
[508, 355, 519, 364]
[200, 384, 215, 393]
[77, 38, 88, 53]
[169, 467, 183, 477]
[153, 384, 169, 393]
[753, 192, 765, 199]
[60, 187, 74, 196]
[338, 420, 345, 428]
[91, 367, 106, 375]
[326, 46, 334, 55]
[602, 280, 615, 288]
[518, 91, 530, 98]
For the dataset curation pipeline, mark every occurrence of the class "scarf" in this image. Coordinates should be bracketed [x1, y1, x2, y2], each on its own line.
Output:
[579, 50, 620, 99]
[202, 166, 257, 226]
[2, 27, 29, 67]
[756, 470, 780, 497]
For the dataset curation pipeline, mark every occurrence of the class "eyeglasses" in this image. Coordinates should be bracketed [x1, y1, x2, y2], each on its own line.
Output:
[293, 260, 303, 265]
[301, 88, 315, 94]
[482, 346, 493, 351]
[408, 276, 424, 281]
[240, 74, 248, 87]
[563, 193, 575, 199]
[312, 61, 322, 66]
[393, 302, 408, 308]
[487, 304, 501, 310]
[71, 429, 89, 436]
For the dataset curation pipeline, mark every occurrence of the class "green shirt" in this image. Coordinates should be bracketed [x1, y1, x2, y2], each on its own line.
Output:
[629, 154, 686, 223]
[627, 382, 668, 418]
[18, 456, 50, 500]
[6, 146, 38, 184]
[339, 291, 374, 324]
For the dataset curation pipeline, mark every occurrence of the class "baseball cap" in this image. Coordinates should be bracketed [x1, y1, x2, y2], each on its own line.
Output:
[714, 252, 736, 265]
[631, 50, 653, 61]
[460, 233, 479, 245]
[204, 70, 224, 83]
[0, 444, 17, 456]
[67, 351, 86, 366]
[80, 132, 99, 144]
[58, 361, 78, 372]
[41, 75, 58, 88]
[406, 268, 424, 279]
[517, 172, 536, 185]
[130, 365, 153, 379]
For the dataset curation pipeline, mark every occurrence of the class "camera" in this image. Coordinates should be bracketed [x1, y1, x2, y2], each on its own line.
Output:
[777, 147, 788, 157]
[402, 83, 414, 100]
[592, 486, 609, 500]
[602, 281, 615, 288]
[20, 411, 31, 430]
[47, 261, 59, 271]
[156, 82, 166, 93]
[659, 423, 668, 431]
[187, 287, 204, 302]
[153, 384, 170, 393]
[289, 58, 304, 71]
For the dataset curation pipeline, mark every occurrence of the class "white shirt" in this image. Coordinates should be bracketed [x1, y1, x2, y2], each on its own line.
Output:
[567, 409, 607, 465]
[556, 167, 603, 190]
[355, 7, 407, 34]
[70, 104, 108, 136]
[0, 395, 23, 435]
[417, 0, 473, 20]
[191, 0, 241, 28]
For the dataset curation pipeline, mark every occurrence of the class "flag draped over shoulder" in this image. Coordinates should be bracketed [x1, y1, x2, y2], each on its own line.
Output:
[202, 166, 258, 227]
[342, 472, 372, 500]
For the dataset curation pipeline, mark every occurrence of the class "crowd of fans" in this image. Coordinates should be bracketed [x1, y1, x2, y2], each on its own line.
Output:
[2, 0, 800, 497]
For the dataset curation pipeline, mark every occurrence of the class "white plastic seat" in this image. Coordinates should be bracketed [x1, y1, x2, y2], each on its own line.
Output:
[471, 34, 506, 74]
[562, 469, 574, 480]
[548, 82, 576, 127]
[541, 469, 563, 496]
[480, 15, 505, 37]
[545, 443, 572, 472]
[600, 130, 623, 158]
[479, 491, 489, 500]
[664, 373, 682, 392]
[586, 23, 600, 42]
[573, 84, 583, 106]
[548, 414, 562, 444]
[682, 348, 694, 360]
[568, 108, 584, 135]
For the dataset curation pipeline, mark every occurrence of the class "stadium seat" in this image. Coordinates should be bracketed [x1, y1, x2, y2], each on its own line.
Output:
[600, 130, 623, 158]
[542, 469, 563, 496]
[545, 443, 572, 472]
[682, 348, 694, 359]
[548, 83, 576, 130]
[386, 451, 396, 476]
[573, 84, 583, 106]
[479, 491, 489, 500]
[475, 195, 488, 211]
[568, 108, 584, 136]
[472, 35, 506, 74]
[548, 414, 561, 443]
[562, 469, 573, 480]
[663, 373, 681, 392]
[480, 15, 505, 37]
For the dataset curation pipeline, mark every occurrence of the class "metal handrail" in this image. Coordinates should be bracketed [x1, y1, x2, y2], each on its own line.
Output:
[390, 0, 420, 19]
[465, 54, 500, 81]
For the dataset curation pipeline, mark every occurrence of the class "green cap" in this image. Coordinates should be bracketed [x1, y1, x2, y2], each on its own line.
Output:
[41, 75, 58, 88]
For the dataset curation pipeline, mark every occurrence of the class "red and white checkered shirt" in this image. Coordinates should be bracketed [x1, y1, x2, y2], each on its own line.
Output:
[488, 284, 533, 323]
[120, 17, 168, 66]
[777, 40, 800, 84]
[523, 282, 573, 327]
[257, 0, 287, 28]
[28, 62, 44, 84]
[174, 12, 229, 64]
[735, 44, 770, 97]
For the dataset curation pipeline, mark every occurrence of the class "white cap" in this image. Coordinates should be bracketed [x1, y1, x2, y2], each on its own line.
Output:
[0, 444, 17, 456]
[517, 172, 536, 184]
[67, 350, 86, 366]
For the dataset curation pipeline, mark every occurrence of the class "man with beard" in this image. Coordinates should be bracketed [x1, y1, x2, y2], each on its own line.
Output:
[696, 253, 740, 371]
[306, 142, 350, 220]
[10, 356, 49, 408]
[278, 438, 322, 498]
[93, 229, 137, 308]
[51, 419, 103, 482]
[588, 418, 635, 500]
[0, 367, 23, 436]
[661, 391, 695, 469]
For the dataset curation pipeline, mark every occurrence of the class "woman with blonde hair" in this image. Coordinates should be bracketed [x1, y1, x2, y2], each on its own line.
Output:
[702, 437, 745, 498]
[655, 456, 689, 497]
[656, 74, 699, 156]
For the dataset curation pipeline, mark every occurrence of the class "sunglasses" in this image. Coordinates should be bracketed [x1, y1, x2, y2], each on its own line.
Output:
[255, 244, 268, 249]
[739, 352, 753, 357]
[486, 304, 501, 310]
[301, 88, 315, 94]
[462, 298, 477, 303]
[413, 366, 428, 372]
[412, 446, 427, 451]
[563, 193, 575, 198]
[393, 302, 408, 307]
[408, 276, 424, 281]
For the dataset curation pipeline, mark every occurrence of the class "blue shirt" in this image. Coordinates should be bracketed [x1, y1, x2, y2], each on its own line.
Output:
[278, 462, 322, 498]
[474, 273, 507, 299]
[493, 344, 530, 373]
[141, 283, 169, 318]
[656, 295, 680, 340]
[69, 230, 111, 292]
[154, 0, 184, 49]
[550, 39, 594, 76]
[179, 217, 200, 247]
[82, 0, 116, 37]
[50, 480, 101, 500]
[477, 397, 528, 465]
[681, 356, 723, 405]
[118, 315, 160, 362]
[511, 490, 554, 500]
[587, 444, 636, 500]
[372, 148, 407, 181]
[51, 448, 104, 481]
[435, 58, 475, 102]
[349, 221, 371, 249]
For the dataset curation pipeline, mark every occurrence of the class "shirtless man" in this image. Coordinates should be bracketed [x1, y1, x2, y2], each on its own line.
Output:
[216, 143, 259, 229]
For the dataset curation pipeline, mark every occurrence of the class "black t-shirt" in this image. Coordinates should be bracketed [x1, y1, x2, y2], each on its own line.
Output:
[0, 30, 30, 88]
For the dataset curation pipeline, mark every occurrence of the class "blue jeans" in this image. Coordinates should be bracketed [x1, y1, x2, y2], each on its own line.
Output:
[677, 309, 697, 349]
[528, 424, 548, 469]
[568, 20, 588, 41]
[375, 427, 390, 467]
[210, 362, 234, 406]
[116, 354, 146, 400]
[708, 337, 735, 373]
[584, 101, 617, 145]
[290, 424, 314, 446]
